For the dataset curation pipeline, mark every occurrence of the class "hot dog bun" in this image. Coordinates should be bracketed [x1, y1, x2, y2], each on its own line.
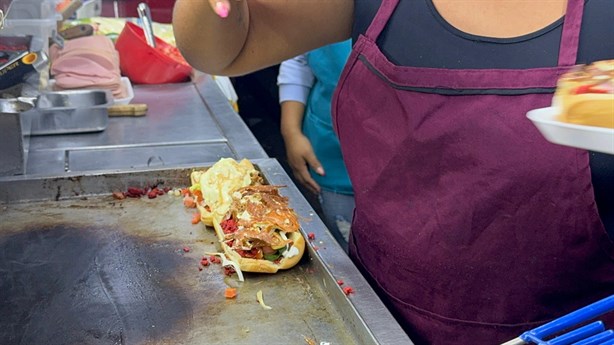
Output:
[554, 60, 614, 128]
[213, 219, 305, 273]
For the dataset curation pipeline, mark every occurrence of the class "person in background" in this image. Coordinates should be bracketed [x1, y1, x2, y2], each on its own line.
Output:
[277, 41, 354, 251]
[173, 1, 614, 343]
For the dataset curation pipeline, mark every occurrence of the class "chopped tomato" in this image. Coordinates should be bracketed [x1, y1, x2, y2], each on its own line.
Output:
[308, 232, 315, 240]
[343, 286, 354, 295]
[224, 266, 236, 276]
[236, 248, 261, 259]
[224, 287, 237, 299]
[183, 196, 197, 208]
[220, 218, 239, 234]
[574, 84, 611, 94]
[191, 212, 201, 224]
[183, 246, 190, 253]
[220, 218, 238, 234]
[126, 187, 145, 198]
[127, 187, 144, 196]
[209, 255, 221, 264]
[337, 279, 344, 286]
[192, 189, 204, 203]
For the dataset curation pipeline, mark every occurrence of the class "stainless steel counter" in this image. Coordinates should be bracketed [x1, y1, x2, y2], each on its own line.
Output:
[24, 73, 267, 175]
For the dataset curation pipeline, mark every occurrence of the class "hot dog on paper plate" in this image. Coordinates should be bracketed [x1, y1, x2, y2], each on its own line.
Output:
[554, 59, 614, 128]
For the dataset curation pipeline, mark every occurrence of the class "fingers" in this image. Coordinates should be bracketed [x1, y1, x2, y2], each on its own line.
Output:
[284, 135, 323, 194]
[287, 154, 321, 195]
[305, 179, 321, 195]
[305, 152, 325, 176]
[208, 0, 230, 18]
[288, 157, 320, 194]
[296, 171, 321, 195]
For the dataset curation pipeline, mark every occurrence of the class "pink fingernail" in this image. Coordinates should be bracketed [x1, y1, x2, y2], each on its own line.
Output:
[215, 1, 229, 18]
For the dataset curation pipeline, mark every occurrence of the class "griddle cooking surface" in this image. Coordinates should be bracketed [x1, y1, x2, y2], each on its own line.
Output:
[0, 225, 192, 345]
[0, 194, 359, 345]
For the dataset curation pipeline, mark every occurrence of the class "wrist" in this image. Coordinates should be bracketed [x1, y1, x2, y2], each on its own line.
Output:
[280, 101, 305, 139]
[281, 126, 303, 140]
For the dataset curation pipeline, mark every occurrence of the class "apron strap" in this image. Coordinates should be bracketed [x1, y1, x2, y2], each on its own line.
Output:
[365, 0, 400, 42]
[558, 0, 585, 67]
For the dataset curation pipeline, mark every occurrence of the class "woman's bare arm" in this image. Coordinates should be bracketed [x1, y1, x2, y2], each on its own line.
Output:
[172, 0, 353, 76]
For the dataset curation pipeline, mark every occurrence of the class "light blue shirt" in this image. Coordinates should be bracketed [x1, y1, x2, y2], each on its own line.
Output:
[277, 40, 353, 194]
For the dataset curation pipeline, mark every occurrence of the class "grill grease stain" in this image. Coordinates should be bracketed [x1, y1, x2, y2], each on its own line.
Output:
[0, 225, 193, 345]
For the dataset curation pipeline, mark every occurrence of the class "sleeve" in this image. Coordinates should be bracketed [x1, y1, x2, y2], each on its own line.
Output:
[277, 54, 315, 104]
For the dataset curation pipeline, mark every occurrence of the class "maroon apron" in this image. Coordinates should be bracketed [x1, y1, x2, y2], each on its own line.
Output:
[332, 0, 614, 343]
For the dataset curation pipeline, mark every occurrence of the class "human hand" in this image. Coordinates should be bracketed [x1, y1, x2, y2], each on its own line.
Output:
[207, 0, 235, 18]
[285, 133, 324, 195]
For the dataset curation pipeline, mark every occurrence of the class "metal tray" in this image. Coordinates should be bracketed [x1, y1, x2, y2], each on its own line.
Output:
[0, 159, 413, 345]
[25, 89, 112, 135]
[0, 97, 33, 176]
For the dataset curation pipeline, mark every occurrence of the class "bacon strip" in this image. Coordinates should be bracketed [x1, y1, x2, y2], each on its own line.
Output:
[224, 185, 299, 256]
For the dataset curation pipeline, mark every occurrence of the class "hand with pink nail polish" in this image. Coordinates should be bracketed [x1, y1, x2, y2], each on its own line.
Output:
[209, 0, 230, 18]
[173, 0, 352, 76]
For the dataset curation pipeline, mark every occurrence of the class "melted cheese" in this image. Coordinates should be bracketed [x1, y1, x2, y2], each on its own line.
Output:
[198, 158, 259, 221]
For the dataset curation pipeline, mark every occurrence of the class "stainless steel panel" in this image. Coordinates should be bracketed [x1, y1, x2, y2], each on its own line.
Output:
[0, 158, 413, 345]
[192, 73, 268, 160]
[28, 81, 228, 150]
[0, 98, 32, 176]
[67, 143, 235, 172]
[24, 149, 66, 174]
[25, 143, 237, 175]
[25, 75, 267, 175]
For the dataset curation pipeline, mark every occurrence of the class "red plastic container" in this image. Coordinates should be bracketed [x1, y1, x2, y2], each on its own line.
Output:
[115, 22, 192, 84]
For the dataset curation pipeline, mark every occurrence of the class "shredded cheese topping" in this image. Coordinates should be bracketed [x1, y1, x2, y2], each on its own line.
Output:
[256, 290, 272, 310]
[198, 158, 260, 221]
[205, 252, 245, 282]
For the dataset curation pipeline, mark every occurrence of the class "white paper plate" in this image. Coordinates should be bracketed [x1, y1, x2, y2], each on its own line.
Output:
[527, 107, 614, 155]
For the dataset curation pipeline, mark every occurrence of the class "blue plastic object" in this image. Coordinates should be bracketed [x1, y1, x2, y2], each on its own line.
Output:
[502, 295, 614, 345]
[572, 330, 614, 345]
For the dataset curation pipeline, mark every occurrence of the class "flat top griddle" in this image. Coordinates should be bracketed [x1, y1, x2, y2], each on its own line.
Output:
[0, 159, 413, 345]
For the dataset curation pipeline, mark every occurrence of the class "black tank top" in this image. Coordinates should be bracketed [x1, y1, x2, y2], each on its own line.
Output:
[352, 0, 614, 234]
